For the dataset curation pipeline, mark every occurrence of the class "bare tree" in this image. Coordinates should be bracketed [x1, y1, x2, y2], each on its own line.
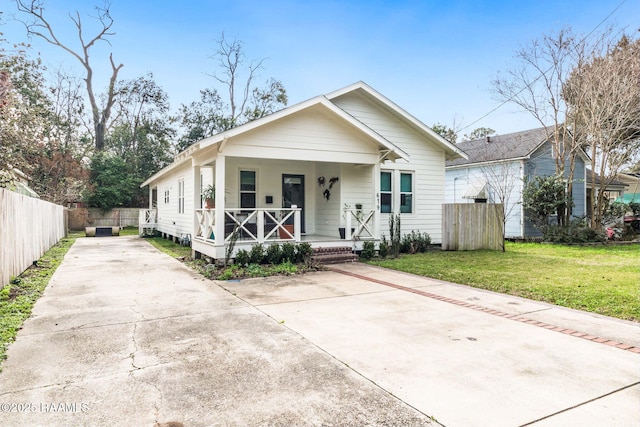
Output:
[212, 33, 265, 128]
[177, 33, 287, 150]
[14, 0, 123, 151]
[492, 27, 585, 225]
[565, 34, 640, 229]
[480, 161, 521, 251]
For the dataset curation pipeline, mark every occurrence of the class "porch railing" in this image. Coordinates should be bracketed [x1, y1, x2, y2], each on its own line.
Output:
[195, 208, 302, 244]
[138, 209, 157, 236]
[344, 208, 376, 240]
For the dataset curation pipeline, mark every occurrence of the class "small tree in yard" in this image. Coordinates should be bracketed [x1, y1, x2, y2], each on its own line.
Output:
[521, 174, 573, 234]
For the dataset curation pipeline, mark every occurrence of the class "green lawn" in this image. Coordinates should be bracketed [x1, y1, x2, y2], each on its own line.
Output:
[0, 234, 77, 369]
[368, 242, 640, 321]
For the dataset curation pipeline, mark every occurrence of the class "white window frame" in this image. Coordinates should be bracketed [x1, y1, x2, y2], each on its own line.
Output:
[380, 170, 392, 213]
[239, 170, 257, 209]
[178, 179, 185, 214]
[399, 172, 414, 214]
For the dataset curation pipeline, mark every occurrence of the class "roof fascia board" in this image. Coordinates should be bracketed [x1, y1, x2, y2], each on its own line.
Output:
[446, 157, 527, 170]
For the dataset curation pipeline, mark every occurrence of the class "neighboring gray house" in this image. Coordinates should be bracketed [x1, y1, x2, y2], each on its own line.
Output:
[445, 127, 588, 238]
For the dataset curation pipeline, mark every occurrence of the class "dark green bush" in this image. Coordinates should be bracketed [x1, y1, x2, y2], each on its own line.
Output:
[400, 230, 431, 254]
[266, 243, 282, 264]
[249, 244, 266, 264]
[379, 235, 389, 258]
[234, 249, 250, 266]
[543, 219, 603, 243]
[360, 241, 375, 260]
[281, 242, 296, 263]
[296, 242, 314, 263]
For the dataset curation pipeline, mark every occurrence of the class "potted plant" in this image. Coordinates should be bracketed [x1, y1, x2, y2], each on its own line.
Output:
[203, 185, 216, 208]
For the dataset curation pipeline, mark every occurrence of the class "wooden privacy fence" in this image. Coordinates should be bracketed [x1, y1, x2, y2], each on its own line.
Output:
[67, 207, 141, 230]
[442, 203, 503, 251]
[0, 188, 66, 288]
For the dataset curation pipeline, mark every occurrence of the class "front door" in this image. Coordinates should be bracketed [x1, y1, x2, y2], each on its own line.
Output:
[282, 174, 305, 233]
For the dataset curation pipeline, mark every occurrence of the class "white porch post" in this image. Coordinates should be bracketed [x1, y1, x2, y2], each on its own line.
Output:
[192, 164, 201, 240]
[373, 163, 381, 240]
[214, 155, 226, 246]
[294, 208, 301, 241]
[148, 186, 153, 209]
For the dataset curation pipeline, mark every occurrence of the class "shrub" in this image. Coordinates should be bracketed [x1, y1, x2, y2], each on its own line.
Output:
[281, 242, 296, 263]
[401, 230, 431, 254]
[249, 244, 266, 264]
[360, 241, 375, 260]
[234, 249, 250, 266]
[543, 219, 603, 243]
[379, 235, 389, 258]
[296, 242, 313, 264]
[266, 243, 282, 264]
[389, 214, 401, 258]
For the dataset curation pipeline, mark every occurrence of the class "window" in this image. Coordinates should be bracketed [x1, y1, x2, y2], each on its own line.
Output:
[380, 171, 414, 214]
[178, 179, 185, 213]
[240, 170, 256, 209]
[400, 173, 413, 213]
[380, 171, 392, 213]
[164, 190, 169, 204]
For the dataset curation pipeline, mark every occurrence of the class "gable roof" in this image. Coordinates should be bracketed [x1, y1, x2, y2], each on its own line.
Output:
[326, 81, 467, 161]
[586, 169, 627, 189]
[446, 127, 550, 168]
[198, 93, 410, 161]
[143, 82, 463, 187]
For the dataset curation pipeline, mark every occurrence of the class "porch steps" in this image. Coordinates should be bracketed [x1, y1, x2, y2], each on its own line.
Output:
[311, 246, 358, 265]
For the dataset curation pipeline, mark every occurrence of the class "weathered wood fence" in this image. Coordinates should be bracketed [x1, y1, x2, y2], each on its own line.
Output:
[0, 188, 66, 288]
[68, 208, 141, 230]
[442, 203, 503, 250]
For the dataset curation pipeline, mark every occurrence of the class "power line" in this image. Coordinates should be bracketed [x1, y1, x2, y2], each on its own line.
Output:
[458, 0, 628, 133]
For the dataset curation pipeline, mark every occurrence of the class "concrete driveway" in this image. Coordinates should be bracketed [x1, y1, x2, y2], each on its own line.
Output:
[1, 236, 638, 426]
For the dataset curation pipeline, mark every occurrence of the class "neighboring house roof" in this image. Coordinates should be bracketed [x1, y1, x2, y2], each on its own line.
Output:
[143, 81, 466, 188]
[445, 127, 552, 168]
[586, 169, 628, 190]
[6, 167, 39, 198]
[616, 172, 640, 194]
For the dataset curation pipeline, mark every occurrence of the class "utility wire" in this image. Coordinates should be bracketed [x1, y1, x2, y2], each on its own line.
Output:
[458, 0, 628, 133]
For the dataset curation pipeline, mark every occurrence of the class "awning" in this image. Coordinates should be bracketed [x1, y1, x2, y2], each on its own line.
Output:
[616, 193, 640, 204]
[462, 180, 488, 199]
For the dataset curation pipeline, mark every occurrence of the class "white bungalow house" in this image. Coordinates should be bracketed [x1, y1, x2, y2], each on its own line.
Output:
[141, 81, 466, 260]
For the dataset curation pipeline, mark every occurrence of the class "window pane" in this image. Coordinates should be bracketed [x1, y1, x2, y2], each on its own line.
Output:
[381, 172, 391, 192]
[381, 193, 392, 213]
[400, 194, 412, 213]
[240, 193, 256, 209]
[400, 173, 412, 192]
[240, 171, 256, 191]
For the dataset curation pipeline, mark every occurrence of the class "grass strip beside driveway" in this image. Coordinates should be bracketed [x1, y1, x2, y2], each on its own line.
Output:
[368, 242, 640, 321]
[0, 234, 77, 370]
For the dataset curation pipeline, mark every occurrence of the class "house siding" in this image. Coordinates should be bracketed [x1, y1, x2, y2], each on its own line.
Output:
[155, 162, 194, 239]
[332, 93, 447, 243]
[445, 162, 524, 238]
[223, 106, 379, 164]
[225, 157, 317, 234]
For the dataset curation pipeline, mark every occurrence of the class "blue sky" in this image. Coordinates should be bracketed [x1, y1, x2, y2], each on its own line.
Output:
[2, 0, 639, 135]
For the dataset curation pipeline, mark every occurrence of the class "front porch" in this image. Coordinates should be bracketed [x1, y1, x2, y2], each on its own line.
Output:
[192, 206, 378, 259]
